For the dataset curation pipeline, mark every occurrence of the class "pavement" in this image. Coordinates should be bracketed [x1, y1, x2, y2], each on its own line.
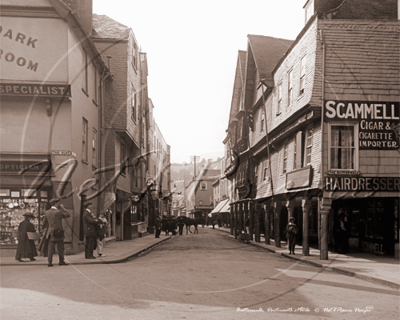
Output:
[1, 227, 399, 290]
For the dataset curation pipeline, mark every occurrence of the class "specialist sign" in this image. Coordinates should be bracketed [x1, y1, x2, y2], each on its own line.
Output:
[1, 83, 71, 97]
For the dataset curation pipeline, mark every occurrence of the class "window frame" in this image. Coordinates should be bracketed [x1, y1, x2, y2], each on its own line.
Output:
[82, 49, 88, 95]
[131, 86, 137, 122]
[132, 42, 138, 71]
[299, 55, 307, 95]
[200, 181, 207, 191]
[283, 142, 289, 174]
[120, 139, 127, 176]
[260, 112, 265, 132]
[328, 123, 359, 171]
[277, 83, 282, 115]
[263, 159, 269, 181]
[82, 118, 88, 163]
[305, 127, 313, 166]
[92, 128, 97, 169]
[287, 69, 293, 107]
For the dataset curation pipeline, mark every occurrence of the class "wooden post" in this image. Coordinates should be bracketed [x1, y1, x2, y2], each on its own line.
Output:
[234, 203, 238, 238]
[302, 198, 312, 256]
[238, 202, 243, 235]
[265, 205, 270, 245]
[248, 201, 253, 240]
[274, 201, 281, 247]
[79, 194, 86, 241]
[255, 203, 260, 242]
[320, 197, 331, 260]
[230, 205, 234, 236]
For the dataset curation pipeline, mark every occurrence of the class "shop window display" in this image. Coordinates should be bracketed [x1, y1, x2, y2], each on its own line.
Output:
[0, 188, 48, 245]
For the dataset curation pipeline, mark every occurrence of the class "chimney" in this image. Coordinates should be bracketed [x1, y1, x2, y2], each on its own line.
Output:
[63, 0, 93, 35]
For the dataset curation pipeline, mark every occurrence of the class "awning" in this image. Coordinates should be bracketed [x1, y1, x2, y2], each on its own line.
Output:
[210, 199, 229, 214]
[220, 200, 231, 213]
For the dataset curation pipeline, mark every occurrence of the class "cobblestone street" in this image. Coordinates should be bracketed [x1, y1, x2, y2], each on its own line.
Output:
[1, 229, 399, 320]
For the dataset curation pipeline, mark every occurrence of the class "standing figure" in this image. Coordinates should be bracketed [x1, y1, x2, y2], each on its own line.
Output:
[15, 212, 38, 262]
[96, 211, 108, 257]
[177, 217, 185, 235]
[42, 198, 71, 267]
[155, 216, 162, 238]
[83, 203, 100, 259]
[286, 217, 298, 255]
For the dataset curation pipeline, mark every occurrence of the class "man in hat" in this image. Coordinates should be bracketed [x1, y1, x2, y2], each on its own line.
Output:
[286, 217, 298, 255]
[43, 198, 72, 266]
[83, 203, 101, 259]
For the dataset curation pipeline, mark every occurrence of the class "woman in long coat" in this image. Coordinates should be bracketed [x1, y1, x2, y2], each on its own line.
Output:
[15, 212, 38, 262]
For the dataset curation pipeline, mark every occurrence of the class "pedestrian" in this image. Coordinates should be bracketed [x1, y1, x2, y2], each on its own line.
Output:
[244, 216, 250, 234]
[155, 216, 162, 238]
[217, 216, 222, 228]
[177, 217, 185, 235]
[286, 217, 298, 255]
[96, 210, 108, 257]
[15, 212, 38, 262]
[42, 198, 71, 267]
[83, 203, 100, 259]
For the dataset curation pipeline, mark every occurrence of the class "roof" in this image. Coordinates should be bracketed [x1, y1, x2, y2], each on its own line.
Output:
[92, 14, 130, 39]
[247, 35, 293, 87]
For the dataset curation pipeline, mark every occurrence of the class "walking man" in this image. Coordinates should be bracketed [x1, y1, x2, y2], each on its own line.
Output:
[286, 217, 298, 255]
[43, 198, 71, 267]
[155, 216, 161, 238]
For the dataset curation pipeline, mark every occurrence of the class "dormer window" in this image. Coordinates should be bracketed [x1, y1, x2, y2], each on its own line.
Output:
[304, 0, 314, 24]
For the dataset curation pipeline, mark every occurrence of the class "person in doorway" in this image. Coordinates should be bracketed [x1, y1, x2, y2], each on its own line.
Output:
[96, 211, 108, 257]
[83, 203, 101, 259]
[42, 198, 71, 267]
[15, 212, 38, 262]
[286, 217, 298, 254]
[155, 216, 162, 238]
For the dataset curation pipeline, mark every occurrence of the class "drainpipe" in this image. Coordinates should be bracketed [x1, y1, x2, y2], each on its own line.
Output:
[319, 29, 329, 260]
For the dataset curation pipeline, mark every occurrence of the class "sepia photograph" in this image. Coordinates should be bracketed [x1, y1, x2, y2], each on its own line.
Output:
[0, 0, 399, 319]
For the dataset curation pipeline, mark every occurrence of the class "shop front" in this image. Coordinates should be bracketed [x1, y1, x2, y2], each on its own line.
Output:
[0, 156, 52, 257]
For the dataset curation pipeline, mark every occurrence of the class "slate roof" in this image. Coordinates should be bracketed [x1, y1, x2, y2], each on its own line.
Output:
[247, 35, 293, 87]
[92, 14, 130, 39]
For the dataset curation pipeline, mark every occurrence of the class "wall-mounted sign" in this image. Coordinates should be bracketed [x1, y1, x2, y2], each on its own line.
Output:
[286, 165, 312, 190]
[51, 150, 75, 156]
[0, 161, 46, 173]
[324, 100, 400, 150]
[325, 176, 399, 192]
[1, 83, 71, 97]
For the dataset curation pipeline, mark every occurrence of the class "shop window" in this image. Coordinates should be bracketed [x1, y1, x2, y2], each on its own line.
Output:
[299, 55, 307, 95]
[329, 124, 358, 170]
[0, 190, 10, 197]
[130, 205, 137, 223]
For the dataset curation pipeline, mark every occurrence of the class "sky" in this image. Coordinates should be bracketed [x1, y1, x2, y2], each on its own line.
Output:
[93, 0, 306, 164]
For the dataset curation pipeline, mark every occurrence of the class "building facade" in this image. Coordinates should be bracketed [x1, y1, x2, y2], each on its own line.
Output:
[0, 0, 107, 255]
[225, 0, 399, 258]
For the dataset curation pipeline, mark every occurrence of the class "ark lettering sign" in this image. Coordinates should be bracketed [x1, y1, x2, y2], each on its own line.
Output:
[324, 100, 400, 150]
[325, 176, 400, 192]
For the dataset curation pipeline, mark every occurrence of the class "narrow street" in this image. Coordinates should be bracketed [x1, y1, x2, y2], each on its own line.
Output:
[1, 228, 398, 320]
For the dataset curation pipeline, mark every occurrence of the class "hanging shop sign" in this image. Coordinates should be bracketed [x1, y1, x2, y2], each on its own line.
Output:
[286, 165, 312, 190]
[324, 100, 400, 150]
[325, 176, 400, 192]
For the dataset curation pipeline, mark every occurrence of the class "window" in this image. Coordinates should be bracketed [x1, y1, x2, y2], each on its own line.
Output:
[329, 124, 358, 170]
[93, 68, 99, 104]
[304, 0, 314, 24]
[201, 181, 207, 191]
[82, 49, 88, 94]
[305, 127, 313, 165]
[299, 55, 307, 95]
[254, 165, 259, 185]
[120, 140, 126, 175]
[92, 128, 97, 168]
[293, 137, 297, 170]
[288, 69, 293, 106]
[260, 112, 265, 132]
[131, 87, 137, 121]
[263, 159, 269, 180]
[277, 83, 282, 114]
[283, 143, 288, 173]
[82, 118, 88, 162]
[132, 43, 137, 69]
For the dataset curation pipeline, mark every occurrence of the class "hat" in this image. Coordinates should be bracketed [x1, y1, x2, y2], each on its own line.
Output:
[49, 198, 60, 205]
[23, 212, 35, 218]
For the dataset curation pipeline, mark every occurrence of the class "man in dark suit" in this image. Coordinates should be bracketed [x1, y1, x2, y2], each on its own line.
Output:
[43, 198, 72, 267]
[83, 203, 101, 259]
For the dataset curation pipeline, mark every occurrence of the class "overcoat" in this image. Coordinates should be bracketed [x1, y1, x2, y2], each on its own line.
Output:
[83, 210, 99, 237]
[16, 220, 38, 258]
